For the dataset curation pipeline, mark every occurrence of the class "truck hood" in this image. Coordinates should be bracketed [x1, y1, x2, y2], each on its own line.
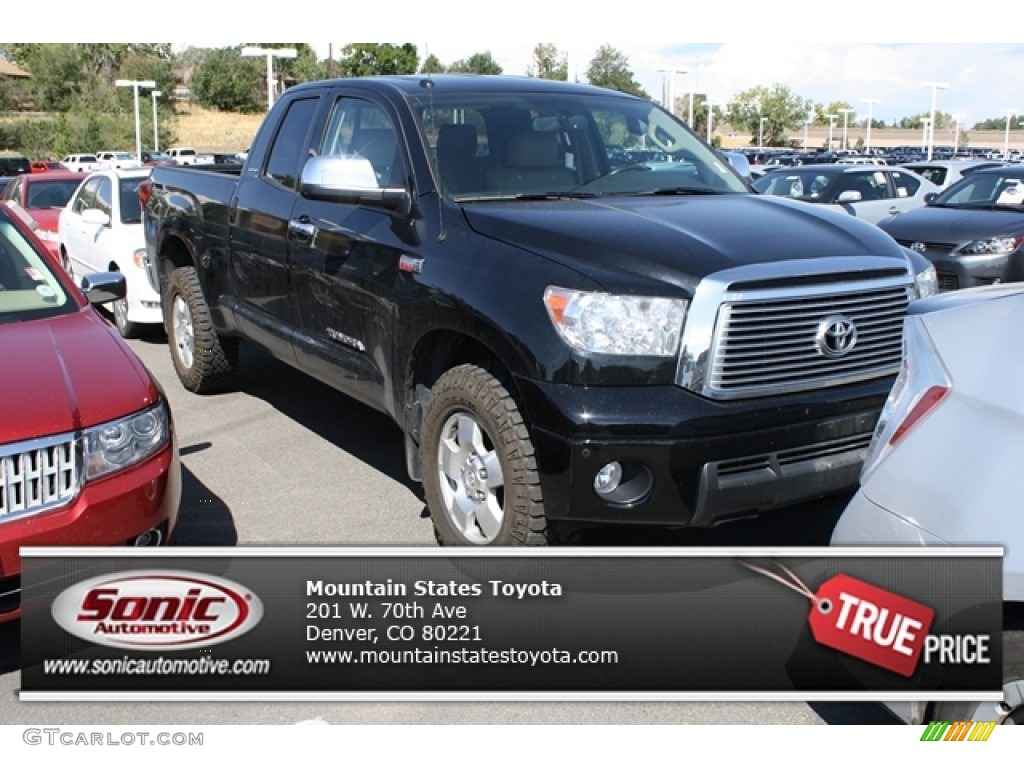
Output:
[0, 309, 158, 445]
[461, 193, 908, 291]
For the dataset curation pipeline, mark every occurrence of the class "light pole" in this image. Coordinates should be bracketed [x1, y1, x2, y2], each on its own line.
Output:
[114, 79, 156, 162]
[921, 81, 948, 161]
[759, 116, 768, 152]
[1002, 109, 1019, 159]
[657, 68, 688, 117]
[951, 113, 966, 156]
[921, 118, 931, 151]
[826, 114, 838, 151]
[838, 108, 854, 151]
[151, 90, 162, 152]
[241, 46, 298, 112]
[862, 98, 880, 152]
[688, 56, 700, 127]
[702, 100, 720, 143]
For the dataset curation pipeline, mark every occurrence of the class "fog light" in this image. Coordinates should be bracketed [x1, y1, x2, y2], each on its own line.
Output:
[594, 462, 623, 495]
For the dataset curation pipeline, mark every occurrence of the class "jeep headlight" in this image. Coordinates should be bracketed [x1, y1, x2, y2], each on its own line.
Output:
[544, 286, 687, 356]
[83, 401, 170, 480]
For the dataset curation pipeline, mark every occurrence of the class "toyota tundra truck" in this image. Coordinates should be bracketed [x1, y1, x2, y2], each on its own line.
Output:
[141, 75, 937, 546]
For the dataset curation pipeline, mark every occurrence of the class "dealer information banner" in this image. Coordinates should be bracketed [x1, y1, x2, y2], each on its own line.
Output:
[19, 547, 1002, 700]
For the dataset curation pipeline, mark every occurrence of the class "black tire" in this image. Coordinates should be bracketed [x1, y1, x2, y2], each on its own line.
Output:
[112, 296, 140, 339]
[932, 629, 1024, 724]
[420, 364, 547, 546]
[165, 266, 238, 393]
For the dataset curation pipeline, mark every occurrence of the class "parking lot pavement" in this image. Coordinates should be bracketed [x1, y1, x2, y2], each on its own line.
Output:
[0, 326, 890, 725]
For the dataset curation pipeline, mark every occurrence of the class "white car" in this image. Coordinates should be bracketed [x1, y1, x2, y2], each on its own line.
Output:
[61, 153, 105, 173]
[58, 168, 161, 337]
[831, 284, 1024, 725]
[752, 164, 941, 225]
[96, 150, 143, 170]
[900, 158, 1005, 189]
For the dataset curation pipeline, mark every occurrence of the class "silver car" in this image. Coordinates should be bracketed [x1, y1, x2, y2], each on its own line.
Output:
[831, 284, 1024, 725]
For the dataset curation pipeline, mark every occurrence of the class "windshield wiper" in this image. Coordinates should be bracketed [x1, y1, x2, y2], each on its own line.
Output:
[617, 187, 731, 197]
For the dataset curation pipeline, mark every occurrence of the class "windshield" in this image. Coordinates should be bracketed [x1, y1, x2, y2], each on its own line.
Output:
[26, 178, 83, 209]
[752, 168, 841, 200]
[118, 176, 146, 223]
[410, 88, 749, 200]
[0, 207, 74, 323]
[932, 170, 1024, 209]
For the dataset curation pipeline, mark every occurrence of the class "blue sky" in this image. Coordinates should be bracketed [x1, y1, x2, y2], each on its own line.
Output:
[21, 1, 1024, 128]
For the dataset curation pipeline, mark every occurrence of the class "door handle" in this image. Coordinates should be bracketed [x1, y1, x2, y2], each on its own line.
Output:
[289, 218, 316, 240]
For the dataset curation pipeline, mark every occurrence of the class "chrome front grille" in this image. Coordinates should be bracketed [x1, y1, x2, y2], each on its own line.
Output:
[708, 285, 908, 397]
[0, 434, 80, 522]
[675, 259, 914, 401]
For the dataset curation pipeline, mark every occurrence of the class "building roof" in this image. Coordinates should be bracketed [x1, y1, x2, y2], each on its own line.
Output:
[0, 59, 31, 78]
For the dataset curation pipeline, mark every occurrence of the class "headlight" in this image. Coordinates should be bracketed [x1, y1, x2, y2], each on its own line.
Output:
[953, 236, 1024, 256]
[543, 286, 688, 356]
[83, 401, 170, 481]
[913, 262, 938, 299]
[35, 229, 60, 242]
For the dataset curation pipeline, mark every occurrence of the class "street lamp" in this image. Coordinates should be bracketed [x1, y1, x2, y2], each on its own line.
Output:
[1002, 109, 1020, 159]
[702, 100, 720, 143]
[241, 46, 298, 112]
[151, 90, 162, 152]
[862, 99, 880, 152]
[838, 108, 854, 151]
[688, 56, 701, 127]
[114, 79, 156, 162]
[758, 116, 768, 152]
[826, 114, 838, 151]
[951, 113, 966, 156]
[657, 68, 688, 117]
[921, 118, 932, 151]
[921, 81, 948, 161]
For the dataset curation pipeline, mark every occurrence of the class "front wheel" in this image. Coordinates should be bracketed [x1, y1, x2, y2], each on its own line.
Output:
[112, 296, 140, 339]
[165, 265, 238, 393]
[420, 364, 547, 546]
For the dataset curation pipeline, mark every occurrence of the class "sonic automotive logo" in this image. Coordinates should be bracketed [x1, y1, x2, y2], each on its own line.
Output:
[51, 571, 263, 650]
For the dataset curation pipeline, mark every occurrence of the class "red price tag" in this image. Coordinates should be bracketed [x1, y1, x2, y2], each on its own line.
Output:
[809, 574, 934, 678]
[741, 561, 935, 678]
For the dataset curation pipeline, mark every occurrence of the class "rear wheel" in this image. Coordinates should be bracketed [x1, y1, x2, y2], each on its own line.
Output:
[165, 265, 238, 393]
[420, 364, 548, 546]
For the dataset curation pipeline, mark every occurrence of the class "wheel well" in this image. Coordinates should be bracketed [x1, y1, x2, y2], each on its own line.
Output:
[403, 331, 514, 481]
[158, 233, 194, 287]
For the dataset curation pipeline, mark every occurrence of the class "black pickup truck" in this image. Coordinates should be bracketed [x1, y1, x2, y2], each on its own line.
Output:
[142, 74, 937, 545]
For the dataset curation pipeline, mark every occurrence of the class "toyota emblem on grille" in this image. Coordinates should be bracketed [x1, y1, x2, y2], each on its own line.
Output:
[910, 241, 927, 253]
[816, 315, 858, 358]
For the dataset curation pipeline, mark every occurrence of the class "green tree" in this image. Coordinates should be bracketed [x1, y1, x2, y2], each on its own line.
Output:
[529, 44, 567, 81]
[448, 52, 502, 75]
[190, 47, 264, 113]
[585, 45, 647, 98]
[421, 53, 445, 73]
[729, 84, 812, 147]
[337, 44, 419, 77]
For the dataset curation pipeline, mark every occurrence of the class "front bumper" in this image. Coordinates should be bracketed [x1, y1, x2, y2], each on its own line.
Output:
[516, 376, 890, 527]
[0, 441, 181, 622]
[921, 248, 1011, 291]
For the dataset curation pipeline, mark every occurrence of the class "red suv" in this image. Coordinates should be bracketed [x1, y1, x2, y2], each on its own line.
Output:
[0, 202, 180, 621]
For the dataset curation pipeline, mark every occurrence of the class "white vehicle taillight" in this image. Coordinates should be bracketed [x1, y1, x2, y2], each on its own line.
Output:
[861, 315, 951, 480]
